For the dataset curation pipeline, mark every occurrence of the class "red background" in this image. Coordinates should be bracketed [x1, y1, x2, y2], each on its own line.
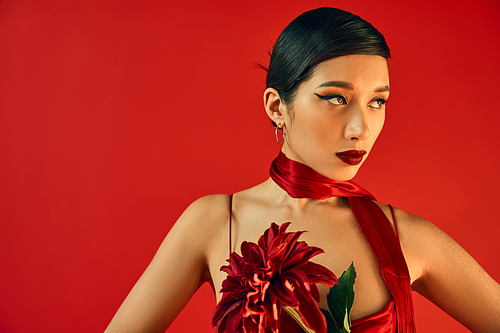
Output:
[1, 0, 499, 332]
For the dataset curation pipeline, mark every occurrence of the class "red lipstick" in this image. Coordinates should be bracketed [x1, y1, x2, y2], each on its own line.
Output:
[336, 150, 367, 165]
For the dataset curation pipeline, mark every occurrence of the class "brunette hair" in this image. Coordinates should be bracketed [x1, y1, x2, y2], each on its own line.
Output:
[266, 7, 390, 112]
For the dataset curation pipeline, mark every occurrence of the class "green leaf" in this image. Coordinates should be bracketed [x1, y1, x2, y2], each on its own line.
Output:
[320, 308, 341, 333]
[320, 263, 356, 333]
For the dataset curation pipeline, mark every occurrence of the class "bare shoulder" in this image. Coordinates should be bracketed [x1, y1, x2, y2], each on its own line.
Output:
[375, 203, 500, 331]
[374, 201, 442, 243]
[381, 206, 500, 331]
[373, 202, 453, 283]
[382, 205, 455, 258]
[161, 194, 233, 265]
[171, 194, 232, 243]
[374, 201, 429, 229]
[391, 206, 442, 245]
[104, 194, 234, 333]
[184, 194, 231, 215]
[181, 194, 232, 223]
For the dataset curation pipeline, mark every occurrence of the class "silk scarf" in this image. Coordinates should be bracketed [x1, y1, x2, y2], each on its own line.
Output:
[269, 151, 416, 333]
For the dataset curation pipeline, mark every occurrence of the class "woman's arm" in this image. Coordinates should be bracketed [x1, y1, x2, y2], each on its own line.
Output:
[396, 208, 500, 333]
[104, 194, 229, 333]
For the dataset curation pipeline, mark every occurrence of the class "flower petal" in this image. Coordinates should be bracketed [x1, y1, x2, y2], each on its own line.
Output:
[295, 288, 329, 333]
[300, 261, 338, 287]
[212, 222, 336, 333]
[270, 277, 299, 307]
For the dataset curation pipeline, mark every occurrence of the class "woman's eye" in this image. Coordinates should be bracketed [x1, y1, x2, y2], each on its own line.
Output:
[328, 96, 347, 105]
[314, 93, 347, 105]
[368, 98, 386, 109]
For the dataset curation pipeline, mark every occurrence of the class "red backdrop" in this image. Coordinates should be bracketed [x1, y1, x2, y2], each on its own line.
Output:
[1, 0, 499, 332]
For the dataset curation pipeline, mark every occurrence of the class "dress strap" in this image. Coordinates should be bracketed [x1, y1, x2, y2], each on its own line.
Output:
[388, 204, 399, 239]
[228, 194, 233, 256]
[348, 197, 416, 333]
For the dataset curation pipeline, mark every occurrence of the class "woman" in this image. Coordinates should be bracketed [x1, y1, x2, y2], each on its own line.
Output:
[105, 7, 500, 332]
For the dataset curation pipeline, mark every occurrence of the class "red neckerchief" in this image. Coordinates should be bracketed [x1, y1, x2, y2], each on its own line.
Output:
[270, 150, 375, 200]
[269, 151, 416, 333]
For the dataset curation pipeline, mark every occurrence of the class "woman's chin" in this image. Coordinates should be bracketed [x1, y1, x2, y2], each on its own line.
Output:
[325, 166, 361, 181]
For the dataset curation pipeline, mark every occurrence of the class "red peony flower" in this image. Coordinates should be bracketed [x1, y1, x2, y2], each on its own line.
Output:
[212, 222, 337, 333]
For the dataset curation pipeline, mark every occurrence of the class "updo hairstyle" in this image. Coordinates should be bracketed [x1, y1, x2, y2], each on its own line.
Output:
[266, 7, 391, 122]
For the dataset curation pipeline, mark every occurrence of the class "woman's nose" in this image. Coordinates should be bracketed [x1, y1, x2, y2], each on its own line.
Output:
[344, 105, 370, 141]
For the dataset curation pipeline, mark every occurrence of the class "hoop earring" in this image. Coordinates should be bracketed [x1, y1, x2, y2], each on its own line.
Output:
[275, 123, 285, 144]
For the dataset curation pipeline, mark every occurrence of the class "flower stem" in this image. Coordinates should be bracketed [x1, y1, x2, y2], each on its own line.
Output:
[282, 306, 316, 333]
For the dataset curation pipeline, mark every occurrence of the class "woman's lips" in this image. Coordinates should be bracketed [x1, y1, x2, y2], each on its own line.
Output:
[335, 150, 367, 165]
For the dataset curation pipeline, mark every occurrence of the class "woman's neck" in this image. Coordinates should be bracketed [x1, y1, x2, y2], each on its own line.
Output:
[264, 178, 346, 213]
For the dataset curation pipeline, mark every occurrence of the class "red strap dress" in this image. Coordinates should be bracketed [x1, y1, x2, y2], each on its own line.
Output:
[217, 151, 416, 332]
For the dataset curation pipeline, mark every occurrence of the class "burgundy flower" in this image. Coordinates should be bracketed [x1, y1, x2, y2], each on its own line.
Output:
[212, 222, 337, 333]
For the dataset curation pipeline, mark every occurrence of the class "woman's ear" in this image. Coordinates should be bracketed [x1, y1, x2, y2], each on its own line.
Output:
[263, 88, 286, 127]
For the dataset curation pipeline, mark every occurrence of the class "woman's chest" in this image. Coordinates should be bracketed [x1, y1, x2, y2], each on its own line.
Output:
[208, 205, 394, 321]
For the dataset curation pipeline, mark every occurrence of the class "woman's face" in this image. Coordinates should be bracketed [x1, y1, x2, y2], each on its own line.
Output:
[278, 54, 389, 180]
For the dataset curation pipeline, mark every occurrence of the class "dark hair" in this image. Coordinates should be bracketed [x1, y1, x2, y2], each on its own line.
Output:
[266, 7, 390, 114]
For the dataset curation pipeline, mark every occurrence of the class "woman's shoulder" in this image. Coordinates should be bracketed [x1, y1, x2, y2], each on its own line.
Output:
[165, 194, 233, 246]
[177, 194, 232, 231]
[186, 194, 232, 213]
[375, 203, 500, 330]
[374, 201, 432, 234]
[373, 201, 461, 284]
[373, 201, 445, 256]
[179, 180, 271, 232]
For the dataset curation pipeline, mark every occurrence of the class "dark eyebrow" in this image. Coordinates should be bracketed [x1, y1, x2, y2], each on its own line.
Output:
[316, 81, 354, 90]
[316, 81, 390, 93]
[374, 85, 390, 93]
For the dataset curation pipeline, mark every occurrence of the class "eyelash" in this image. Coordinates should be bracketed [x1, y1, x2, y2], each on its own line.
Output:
[314, 93, 387, 109]
[314, 93, 346, 105]
[370, 98, 387, 108]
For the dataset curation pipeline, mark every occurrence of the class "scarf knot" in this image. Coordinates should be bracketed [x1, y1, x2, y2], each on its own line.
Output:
[269, 151, 375, 200]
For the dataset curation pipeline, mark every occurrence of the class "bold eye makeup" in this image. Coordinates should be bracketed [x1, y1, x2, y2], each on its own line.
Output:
[315, 92, 387, 109]
[368, 98, 387, 109]
[314, 93, 347, 105]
